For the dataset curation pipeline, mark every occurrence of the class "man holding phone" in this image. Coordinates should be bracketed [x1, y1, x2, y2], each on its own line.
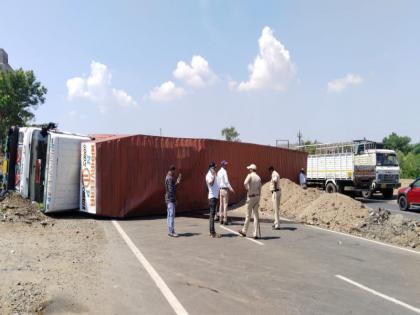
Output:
[165, 165, 182, 237]
[206, 161, 221, 238]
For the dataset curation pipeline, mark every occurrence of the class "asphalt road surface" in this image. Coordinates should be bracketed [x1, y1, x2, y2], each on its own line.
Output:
[359, 195, 420, 221]
[89, 214, 420, 315]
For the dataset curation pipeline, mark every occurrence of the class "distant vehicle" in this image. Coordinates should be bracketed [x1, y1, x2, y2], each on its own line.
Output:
[397, 178, 420, 211]
[300, 140, 401, 199]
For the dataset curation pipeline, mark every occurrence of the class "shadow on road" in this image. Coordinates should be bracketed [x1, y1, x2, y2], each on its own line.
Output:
[279, 227, 297, 231]
[178, 232, 201, 237]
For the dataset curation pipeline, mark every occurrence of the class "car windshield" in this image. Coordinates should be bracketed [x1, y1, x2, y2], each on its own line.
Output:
[376, 153, 398, 166]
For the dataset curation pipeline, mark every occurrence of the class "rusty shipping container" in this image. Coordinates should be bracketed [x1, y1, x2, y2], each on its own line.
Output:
[80, 134, 307, 218]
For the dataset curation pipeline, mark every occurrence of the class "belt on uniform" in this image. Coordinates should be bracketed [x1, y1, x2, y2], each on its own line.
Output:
[271, 189, 280, 193]
[220, 187, 229, 190]
[248, 194, 260, 198]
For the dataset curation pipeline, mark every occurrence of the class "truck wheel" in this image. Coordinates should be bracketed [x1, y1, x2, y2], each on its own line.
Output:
[398, 195, 409, 211]
[382, 188, 394, 199]
[361, 190, 372, 199]
[326, 182, 337, 194]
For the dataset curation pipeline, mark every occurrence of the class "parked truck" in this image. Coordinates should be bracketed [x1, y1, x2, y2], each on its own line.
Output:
[302, 140, 401, 199]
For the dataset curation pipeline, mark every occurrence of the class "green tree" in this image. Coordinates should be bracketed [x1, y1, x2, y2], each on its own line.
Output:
[0, 68, 47, 141]
[221, 126, 240, 142]
[382, 132, 412, 154]
[399, 152, 420, 178]
[412, 143, 420, 155]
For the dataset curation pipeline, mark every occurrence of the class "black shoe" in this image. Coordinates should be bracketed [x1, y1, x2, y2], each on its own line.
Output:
[253, 235, 260, 239]
[238, 229, 246, 237]
[214, 216, 219, 222]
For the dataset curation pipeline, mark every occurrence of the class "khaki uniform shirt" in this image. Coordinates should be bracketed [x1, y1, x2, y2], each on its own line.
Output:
[270, 170, 281, 191]
[244, 172, 262, 197]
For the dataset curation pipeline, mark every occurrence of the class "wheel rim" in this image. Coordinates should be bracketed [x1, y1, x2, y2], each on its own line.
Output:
[399, 197, 406, 209]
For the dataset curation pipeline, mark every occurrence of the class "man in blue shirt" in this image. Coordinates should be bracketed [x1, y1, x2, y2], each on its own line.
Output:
[299, 168, 307, 188]
[165, 165, 182, 237]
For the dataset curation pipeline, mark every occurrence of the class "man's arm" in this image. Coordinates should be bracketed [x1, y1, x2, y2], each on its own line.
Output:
[225, 172, 234, 192]
[244, 174, 251, 190]
[206, 173, 216, 186]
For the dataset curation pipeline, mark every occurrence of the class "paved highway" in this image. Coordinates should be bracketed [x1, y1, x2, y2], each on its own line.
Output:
[84, 214, 420, 315]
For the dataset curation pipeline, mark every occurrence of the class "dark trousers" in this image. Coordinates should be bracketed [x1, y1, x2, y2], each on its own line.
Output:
[209, 197, 218, 234]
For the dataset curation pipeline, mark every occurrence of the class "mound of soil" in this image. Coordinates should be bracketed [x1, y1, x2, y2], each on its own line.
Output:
[230, 178, 420, 250]
[297, 193, 369, 233]
[353, 209, 420, 249]
[0, 192, 54, 226]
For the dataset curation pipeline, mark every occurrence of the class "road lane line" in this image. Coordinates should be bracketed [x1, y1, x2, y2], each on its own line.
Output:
[112, 221, 189, 315]
[336, 275, 420, 314]
[219, 225, 264, 246]
[305, 224, 420, 256]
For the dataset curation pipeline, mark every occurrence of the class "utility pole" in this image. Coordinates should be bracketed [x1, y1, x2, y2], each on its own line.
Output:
[297, 130, 303, 146]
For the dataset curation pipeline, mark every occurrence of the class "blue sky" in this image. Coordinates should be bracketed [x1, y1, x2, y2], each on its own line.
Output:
[1, 0, 419, 145]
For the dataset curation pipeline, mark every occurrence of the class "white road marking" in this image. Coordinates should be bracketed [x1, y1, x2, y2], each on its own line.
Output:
[112, 221, 189, 315]
[336, 275, 420, 314]
[219, 225, 264, 246]
[305, 224, 420, 256]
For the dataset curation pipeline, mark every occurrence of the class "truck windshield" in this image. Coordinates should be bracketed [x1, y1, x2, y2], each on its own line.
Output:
[376, 153, 398, 166]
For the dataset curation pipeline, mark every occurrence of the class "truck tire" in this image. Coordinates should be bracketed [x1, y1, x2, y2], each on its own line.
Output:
[361, 190, 372, 199]
[326, 182, 337, 194]
[398, 195, 410, 211]
[381, 188, 394, 199]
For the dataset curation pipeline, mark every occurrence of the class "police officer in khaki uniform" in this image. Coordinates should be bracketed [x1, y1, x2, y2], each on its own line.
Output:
[269, 166, 281, 230]
[238, 164, 262, 239]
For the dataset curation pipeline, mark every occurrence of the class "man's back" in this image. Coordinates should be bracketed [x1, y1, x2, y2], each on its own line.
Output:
[245, 172, 261, 196]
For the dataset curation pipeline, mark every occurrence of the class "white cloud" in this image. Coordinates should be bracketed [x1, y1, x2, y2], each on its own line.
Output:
[173, 55, 217, 88]
[66, 61, 137, 113]
[149, 81, 186, 102]
[327, 74, 363, 93]
[232, 26, 296, 92]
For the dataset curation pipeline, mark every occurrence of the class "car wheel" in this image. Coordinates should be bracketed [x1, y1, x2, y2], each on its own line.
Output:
[398, 195, 409, 211]
[361, 190, 372, 199]
[326, 182, 337, 194]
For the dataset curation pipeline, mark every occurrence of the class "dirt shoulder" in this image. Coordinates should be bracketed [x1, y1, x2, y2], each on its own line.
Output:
[0, 193, 105, 314]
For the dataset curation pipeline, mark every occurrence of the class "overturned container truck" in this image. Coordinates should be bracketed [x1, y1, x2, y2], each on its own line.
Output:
[80, 134, 308, 218]
[304, 140, 400, 199]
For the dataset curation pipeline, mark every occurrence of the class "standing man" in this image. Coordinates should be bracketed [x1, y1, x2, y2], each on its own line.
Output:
[206, 161, 221, 238]
[238, 164, 262, 239]
[299, 168, 307, 188]
[217, 160, 235, 225]
[269, 166, 281, 230]
[165, 165, 182, 237]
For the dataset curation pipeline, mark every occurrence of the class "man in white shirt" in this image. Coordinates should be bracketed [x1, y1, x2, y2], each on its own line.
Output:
[217, 160, 235, 225]
[269, 166, 281, 230]
[206, 161, 221, 238]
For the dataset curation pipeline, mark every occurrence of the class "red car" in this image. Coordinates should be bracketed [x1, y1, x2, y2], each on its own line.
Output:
[398, 177, 420, 210]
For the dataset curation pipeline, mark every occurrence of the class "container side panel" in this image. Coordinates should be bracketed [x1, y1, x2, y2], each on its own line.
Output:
[94, 135, 307, 218]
